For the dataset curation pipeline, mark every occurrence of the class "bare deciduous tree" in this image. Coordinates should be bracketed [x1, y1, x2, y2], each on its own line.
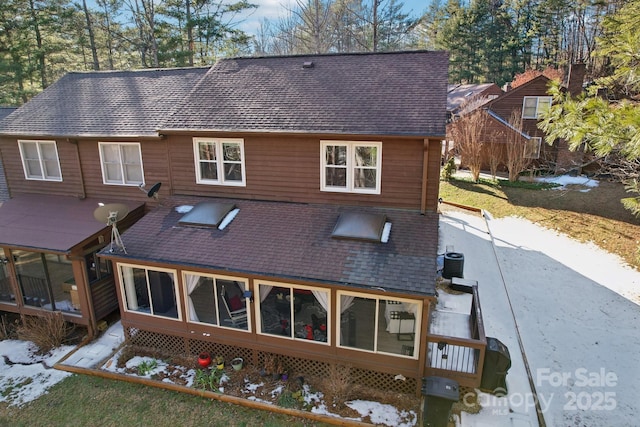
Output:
[451, 110, 488, 182]
[486, 136, 503, 179]
[504, 110, 530, 181]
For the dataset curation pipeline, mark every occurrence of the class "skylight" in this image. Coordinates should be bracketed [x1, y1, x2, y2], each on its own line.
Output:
[331, 212, 389, 243]
[178, 202, 237, 229]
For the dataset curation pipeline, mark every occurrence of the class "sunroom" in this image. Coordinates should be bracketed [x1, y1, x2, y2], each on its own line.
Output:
[102, 196, 439, 395]
[0, 194, 144, 336]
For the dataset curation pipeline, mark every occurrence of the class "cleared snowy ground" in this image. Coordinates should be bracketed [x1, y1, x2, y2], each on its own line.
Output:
[440, 202, 639, 426]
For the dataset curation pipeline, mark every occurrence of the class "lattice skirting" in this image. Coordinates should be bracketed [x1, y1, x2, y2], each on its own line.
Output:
[124, 326, 417, 395]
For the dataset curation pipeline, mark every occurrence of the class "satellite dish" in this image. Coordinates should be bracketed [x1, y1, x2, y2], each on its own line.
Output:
[138, 182, 162, 199]
[93, 203, 130, 254]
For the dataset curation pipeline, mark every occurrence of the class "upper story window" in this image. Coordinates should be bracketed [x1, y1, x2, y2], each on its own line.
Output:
[18, 140, 62, 181]
[524, 137, 542, 159]
[193, 138, 246, 186]
[321, 141, 381, 194]
[522, 96, 552, 119]
[98, 142, 144, 186]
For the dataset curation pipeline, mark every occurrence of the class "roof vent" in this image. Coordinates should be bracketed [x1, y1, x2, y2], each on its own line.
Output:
[331, 212, 390, 243]
[302, 61, 314, 69]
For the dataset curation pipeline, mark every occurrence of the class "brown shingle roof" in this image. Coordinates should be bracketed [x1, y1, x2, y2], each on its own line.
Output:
[105, 196, 438, 296]
[0, 68, 209, 138]
[162, 51, 449, 137]
[0, 194, 144, 252]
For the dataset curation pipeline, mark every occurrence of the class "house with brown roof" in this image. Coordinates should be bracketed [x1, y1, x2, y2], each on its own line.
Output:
[0, 52, 486, 395]
[448, 64, 586, 174]
[0, 68, 209, 336]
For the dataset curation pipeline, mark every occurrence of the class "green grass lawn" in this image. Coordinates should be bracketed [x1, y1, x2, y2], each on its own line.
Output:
[0, 374, 330, 427]
[439, 177, 640, 270]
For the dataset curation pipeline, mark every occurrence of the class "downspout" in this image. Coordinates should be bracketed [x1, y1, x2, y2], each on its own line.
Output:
[69, 139, 86, 199]
[420, 139, 430, 214]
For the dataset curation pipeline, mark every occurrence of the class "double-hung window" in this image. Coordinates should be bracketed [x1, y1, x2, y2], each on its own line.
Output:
[193, 138, 246, 186]
[99, 142, 144, 185]
[522, 96, 552, 119]
[18, 140, 62, 181]
[321, 141, 381, 194]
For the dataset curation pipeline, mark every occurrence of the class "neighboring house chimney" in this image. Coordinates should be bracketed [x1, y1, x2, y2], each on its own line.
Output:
[566, 63, 586, 97]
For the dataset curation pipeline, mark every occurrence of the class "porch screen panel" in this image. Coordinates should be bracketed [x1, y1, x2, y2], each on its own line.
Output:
[259, 285, 290, 337]
[44, 253, 76, 313]
[340, 296, 375, 351]
[120, 265, 178, 319]
[147, 270, 178, 319]
[185, 274, 217, 324]
[0, 261, 13, 304]
[378, 299, 418, 357]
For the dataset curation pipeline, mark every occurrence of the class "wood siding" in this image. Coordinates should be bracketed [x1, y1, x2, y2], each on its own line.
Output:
[489, 78, 551, 139]
[168, 134, 427, 210]
[77, 139, 169, 203]
[0, 138, 83, 197]
[90, 278, 119, 320]
[2, 133, 438, 210]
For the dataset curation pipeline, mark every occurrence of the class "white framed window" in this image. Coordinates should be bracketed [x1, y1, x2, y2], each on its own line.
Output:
[337, 291, 420, 358]
[321, 141, 382, 194]
[118, 263, 181, 320]
[522, 96, 552, 119]
[193, 138, 246, 186]
[183, 271, 250, 332]
[524, 137, 542, 159]
[18, 140, 62, 181]
[98, 142, 144, 185]
[255, 280, 330, 345]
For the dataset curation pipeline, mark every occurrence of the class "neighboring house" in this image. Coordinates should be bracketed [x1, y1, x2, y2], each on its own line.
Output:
[0, 52, 485, 396]
[444, 83, 502, 160]
[448, 64, 586, 173]
[447, 83, 502, 120]
[0, 68, 209, 337]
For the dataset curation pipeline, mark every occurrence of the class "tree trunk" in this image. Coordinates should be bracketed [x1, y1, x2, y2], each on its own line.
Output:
[28, 0, 47, 89]
[82, 0, 100, 71]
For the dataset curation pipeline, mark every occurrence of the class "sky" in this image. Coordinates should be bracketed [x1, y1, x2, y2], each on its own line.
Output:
[232, 0, 428, 36]
[2, 174, 637, 426]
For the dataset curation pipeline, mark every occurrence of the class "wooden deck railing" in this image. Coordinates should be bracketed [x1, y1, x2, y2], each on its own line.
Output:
[425, 285, 487, 387]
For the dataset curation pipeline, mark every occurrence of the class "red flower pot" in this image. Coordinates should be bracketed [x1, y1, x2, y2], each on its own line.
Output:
[198, 352, 212, 368]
